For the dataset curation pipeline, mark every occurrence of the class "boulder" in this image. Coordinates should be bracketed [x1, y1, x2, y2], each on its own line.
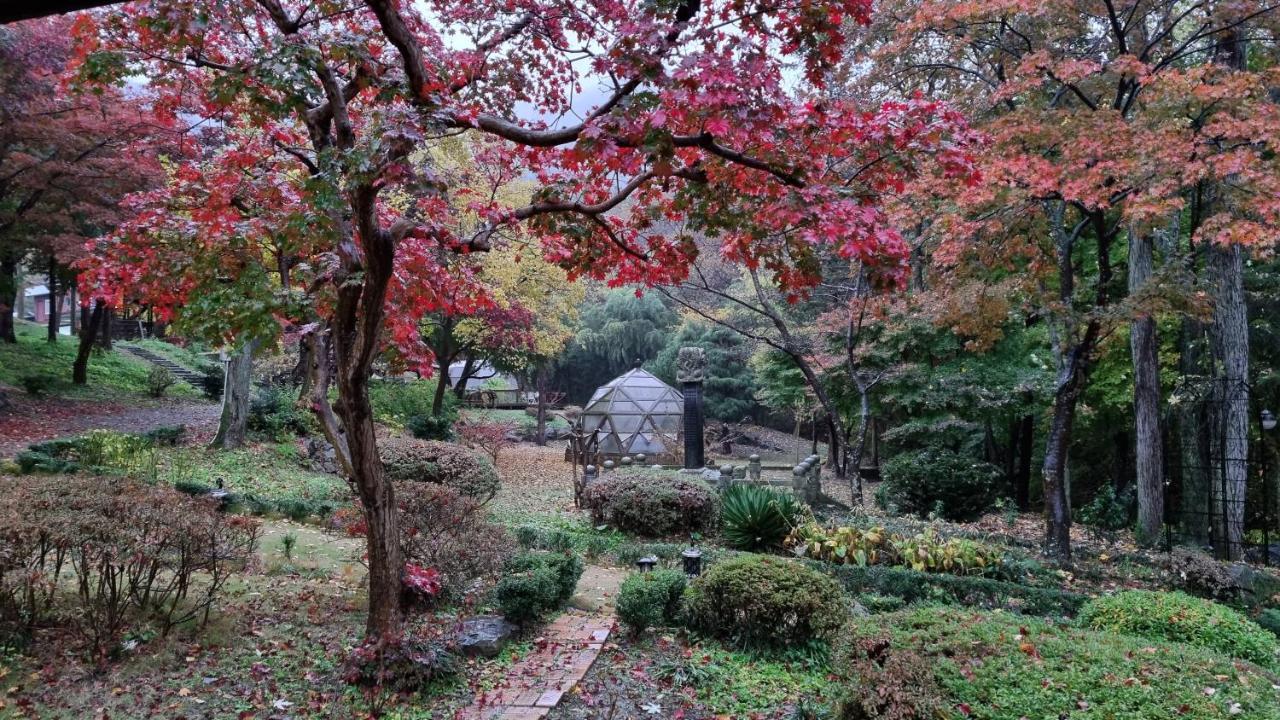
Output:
[455, 615, 516, 658]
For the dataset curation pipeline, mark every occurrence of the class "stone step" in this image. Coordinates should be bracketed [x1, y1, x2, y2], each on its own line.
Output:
[118, 345, 204, 386]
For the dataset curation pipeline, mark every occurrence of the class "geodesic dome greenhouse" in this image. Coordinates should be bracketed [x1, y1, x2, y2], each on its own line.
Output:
[578, 368, 684, 457]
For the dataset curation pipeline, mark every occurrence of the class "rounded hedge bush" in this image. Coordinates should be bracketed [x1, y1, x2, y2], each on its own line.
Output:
[582, 469, 718, 537]
[834, 607, 1280, 720]
[877, 447, 1001, 521]
[1079, 590, 1277, 668]
[494, 551, 584, 626]
[616, 569, 687, 635]
[683, 554, 845, 653]
[379, 438, 499, 501]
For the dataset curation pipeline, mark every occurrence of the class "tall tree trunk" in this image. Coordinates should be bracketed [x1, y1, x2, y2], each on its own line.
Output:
[46, 258, 58, 343]
[452, 355, 478, 400]
[1179, 317, 1212, 542]
[1130, 226, 1164, 544]
[1016, 413, 1033, 510]
[432, 350, 453, 416]
[72, 300, 106, 384]
[1042, 362, 1083, 562]
[98, 306, 112, 349]
[1209, 241, 1249, 560]
[535, 364, 550, 446]
[211, 339, 257, 450]
[0, 251, 17, 343]
[69, 284, 78, 335]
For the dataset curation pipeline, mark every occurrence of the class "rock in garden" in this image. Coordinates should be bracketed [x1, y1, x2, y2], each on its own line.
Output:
[455, 616, 515, 658]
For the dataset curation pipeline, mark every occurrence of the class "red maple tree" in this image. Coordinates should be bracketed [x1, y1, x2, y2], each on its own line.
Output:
[75, 0, 976, 638]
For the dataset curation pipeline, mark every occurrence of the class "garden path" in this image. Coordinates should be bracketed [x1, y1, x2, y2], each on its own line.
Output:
[0, 395, 220, 457]
[455, 567, 623, 720]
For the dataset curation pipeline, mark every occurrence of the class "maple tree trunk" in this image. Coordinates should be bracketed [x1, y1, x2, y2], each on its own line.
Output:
[1042, 335, 1096, 563]
[46, 259, 58, 343]
[0, 251, 16, 343]
[432, 351, 453, 416]
[1130, 228, 1163, 545]
[1209, 242, 1249, 560]
[72, 299, 105, 384]
[211, 339, 256, 450]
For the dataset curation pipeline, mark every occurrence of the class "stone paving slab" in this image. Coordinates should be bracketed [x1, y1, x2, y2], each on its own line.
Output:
[455, 599, 618, 719]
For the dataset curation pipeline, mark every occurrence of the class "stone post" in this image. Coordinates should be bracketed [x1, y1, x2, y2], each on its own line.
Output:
[748, 454, 761, 481]
[678, 347, 707, 470]
[584, 464, 598, 486]
[792, 465, 807, 500]
[734, 465, 747, 481]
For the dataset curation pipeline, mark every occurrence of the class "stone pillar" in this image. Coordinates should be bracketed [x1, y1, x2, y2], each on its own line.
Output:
[734, 465, 747, 481]
[748, 454, 761, 481]
[678, 347, 707, 470]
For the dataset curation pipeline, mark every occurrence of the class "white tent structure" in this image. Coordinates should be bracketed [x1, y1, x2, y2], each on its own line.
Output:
[578, 368, 683, 456]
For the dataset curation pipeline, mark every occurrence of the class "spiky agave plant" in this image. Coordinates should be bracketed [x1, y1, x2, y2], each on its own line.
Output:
[720, 484, 806, 551]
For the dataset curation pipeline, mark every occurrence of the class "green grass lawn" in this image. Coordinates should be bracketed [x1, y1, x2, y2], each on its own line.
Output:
[157, 440, 352, 513]
[0, 321, 200, 401]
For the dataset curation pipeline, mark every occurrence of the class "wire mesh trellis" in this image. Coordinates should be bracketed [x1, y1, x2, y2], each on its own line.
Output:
[1163, 376, 1277, 564]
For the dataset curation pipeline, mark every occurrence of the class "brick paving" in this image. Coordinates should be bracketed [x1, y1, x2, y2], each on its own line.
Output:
[454, 611, 616, 720]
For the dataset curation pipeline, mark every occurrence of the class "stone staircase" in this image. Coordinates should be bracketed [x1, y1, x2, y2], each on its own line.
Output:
[118, 344, 205, 387]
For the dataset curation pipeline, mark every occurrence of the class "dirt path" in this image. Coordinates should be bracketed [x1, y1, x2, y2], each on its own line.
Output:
[0, 395, 221, 457]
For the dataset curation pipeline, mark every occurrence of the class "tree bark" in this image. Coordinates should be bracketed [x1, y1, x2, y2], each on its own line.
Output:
[211, 339, 257, 450]
[1016, 413, 1033, 510]
[535, 364, 550, 446]
[1209, 241, 1249, 560]
[45, 258, 58, 343]
[1129, 226, 1164, 544]
[72, 300, 105, 384]
[432, 350, 454, 416]
[0, 251, 17, 343]
[1043, 348, 1088, 561]
[68, 284, 78, 335]
[98, 306, 112, 349]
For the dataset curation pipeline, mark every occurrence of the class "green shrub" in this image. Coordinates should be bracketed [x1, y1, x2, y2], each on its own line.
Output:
[142, 424, 187, 446]
[248, 385, 310, 439]
[1078, 484, 1133, 533]
[1079, 590, 1277, 668]
[369, 379, 451, 430]
[407, 413, 455, 441]
[1257, 608, 1280, 638]
[494, 551, 583, 626]
[721, 484, 806, 551]
[877, 447, 1001, 522]
[683, 554, 845, 653]
[18, 373, 55, 396]
[197, 361, 225, 400]
[820, 563, 1085, 617]
[145, 366, 177, 398]
[583, 469, 719, 537]
[617, 569, 687, 635]
[378, 438, 499, 501]
[833, 607, 1280, 720]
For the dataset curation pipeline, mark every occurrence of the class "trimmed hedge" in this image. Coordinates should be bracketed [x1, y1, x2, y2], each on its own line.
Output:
[1080, 590, 1278, 668]
[684, 554, 845, 653]
[583, 469, 719, 537]
[616, 569, 687, 635]
[494, 551, 584, 626]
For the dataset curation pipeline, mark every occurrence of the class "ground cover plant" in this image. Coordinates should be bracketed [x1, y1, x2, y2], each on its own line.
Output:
[1079, 590, 1279, 669]
[834, 606, 1280, 719]
[720, 483, 807, 551]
